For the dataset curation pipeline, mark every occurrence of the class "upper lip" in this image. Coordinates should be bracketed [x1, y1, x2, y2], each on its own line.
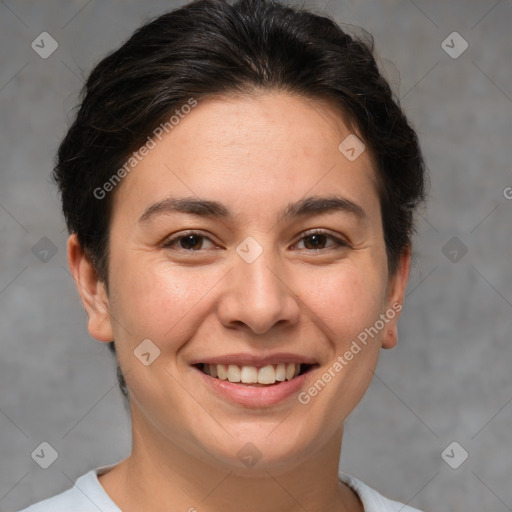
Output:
[190, 352, 317, 367]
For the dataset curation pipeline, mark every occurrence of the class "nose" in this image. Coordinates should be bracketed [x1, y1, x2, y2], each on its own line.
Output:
[216, 247, 301, 335]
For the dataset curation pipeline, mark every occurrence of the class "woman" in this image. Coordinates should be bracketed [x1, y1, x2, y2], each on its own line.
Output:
[21, 0, 426, 510]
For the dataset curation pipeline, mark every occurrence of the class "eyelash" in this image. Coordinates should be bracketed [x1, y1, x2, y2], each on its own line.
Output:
[162, 230, 348, 253]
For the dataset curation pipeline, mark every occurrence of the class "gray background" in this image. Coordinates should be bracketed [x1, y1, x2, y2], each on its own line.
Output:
[1, 0, 511, 511]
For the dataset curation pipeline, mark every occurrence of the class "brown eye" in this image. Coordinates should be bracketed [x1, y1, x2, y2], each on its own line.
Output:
[303, 234, 328, 250]
[295, 231, 347, 251]
[178, 234, 204, 250]
[163, 232, 215, 251]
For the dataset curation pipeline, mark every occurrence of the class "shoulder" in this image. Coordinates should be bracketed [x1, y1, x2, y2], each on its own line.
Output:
[339, 471, 424, 512]
[18, 466, 120, 512]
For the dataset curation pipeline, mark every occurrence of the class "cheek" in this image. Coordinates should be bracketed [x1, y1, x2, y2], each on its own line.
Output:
[303, 263, 387, 343]
[108, 256, 211, 344]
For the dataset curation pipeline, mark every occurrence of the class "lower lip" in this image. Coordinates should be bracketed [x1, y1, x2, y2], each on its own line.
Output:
[193, 366, 313, 408]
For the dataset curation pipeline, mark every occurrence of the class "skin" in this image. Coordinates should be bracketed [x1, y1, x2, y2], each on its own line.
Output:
[68, 91, 411, 512]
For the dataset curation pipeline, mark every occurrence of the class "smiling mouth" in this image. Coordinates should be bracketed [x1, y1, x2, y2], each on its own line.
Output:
[195, 363, 315, 386]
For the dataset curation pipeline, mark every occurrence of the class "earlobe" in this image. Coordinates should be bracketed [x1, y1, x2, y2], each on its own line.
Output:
[383, 326, 398, 349]
[67, 234, 114, 342]
[382, 247, 411, 349]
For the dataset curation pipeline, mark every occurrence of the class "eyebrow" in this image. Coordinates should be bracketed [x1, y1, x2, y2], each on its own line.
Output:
[138, 195, 368, 224]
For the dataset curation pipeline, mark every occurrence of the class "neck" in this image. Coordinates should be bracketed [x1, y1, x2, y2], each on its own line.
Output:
[99, 410, 363, 512]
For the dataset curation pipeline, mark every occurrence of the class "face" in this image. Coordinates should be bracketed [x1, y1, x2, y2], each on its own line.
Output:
[71, 91, 410, 473]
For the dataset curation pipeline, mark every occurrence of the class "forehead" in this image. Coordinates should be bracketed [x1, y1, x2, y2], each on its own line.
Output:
[111, 92, 381, 225]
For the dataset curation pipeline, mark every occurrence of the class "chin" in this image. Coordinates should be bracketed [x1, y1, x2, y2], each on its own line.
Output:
[194, 426, 319, 474]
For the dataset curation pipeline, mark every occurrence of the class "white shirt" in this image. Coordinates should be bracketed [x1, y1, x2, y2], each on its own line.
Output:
[19, 464, 423, 512]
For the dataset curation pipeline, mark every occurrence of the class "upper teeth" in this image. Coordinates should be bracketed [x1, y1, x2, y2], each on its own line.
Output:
[203, 363, 301, 384]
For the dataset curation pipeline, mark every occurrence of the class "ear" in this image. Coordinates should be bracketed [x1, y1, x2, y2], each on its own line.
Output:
[381, 245, 411, 349]
[67, 234, 114, 343]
